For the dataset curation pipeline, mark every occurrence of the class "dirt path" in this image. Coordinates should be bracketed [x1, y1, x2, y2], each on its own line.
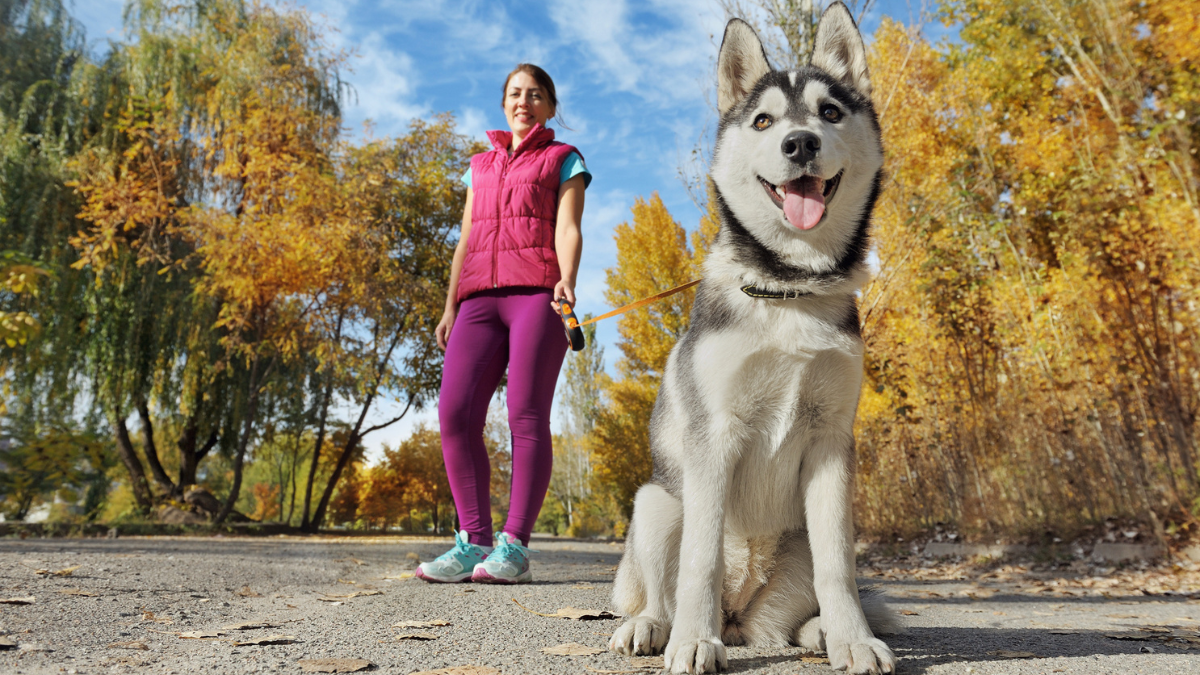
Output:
[1, 535, 1198, 674]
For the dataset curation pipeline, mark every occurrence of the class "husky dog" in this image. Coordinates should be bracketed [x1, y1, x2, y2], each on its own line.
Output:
[608, 4, 895, 674]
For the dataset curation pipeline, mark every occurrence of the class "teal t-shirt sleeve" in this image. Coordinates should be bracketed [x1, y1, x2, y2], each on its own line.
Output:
[462, 154, 590, 189]
[560, 152, 592, 189]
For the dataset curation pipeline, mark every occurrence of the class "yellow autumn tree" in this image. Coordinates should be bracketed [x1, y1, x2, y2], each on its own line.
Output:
[590, 193, 718, 522]
[856, 0, 1200, 539]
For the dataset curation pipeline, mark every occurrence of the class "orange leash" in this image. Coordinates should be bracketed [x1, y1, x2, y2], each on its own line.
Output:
[578, 279, 701, 326]
[558, 278, 701, 351]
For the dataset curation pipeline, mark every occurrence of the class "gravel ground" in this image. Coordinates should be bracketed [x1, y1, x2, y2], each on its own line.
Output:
[1, 535, 1198, 674]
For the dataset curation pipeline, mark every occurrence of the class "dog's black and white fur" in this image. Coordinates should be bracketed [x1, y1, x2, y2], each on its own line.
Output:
[608, 5, 896, 674]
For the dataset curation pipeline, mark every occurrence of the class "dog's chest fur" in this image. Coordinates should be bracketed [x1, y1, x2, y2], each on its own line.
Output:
[652, 273, 864, 536]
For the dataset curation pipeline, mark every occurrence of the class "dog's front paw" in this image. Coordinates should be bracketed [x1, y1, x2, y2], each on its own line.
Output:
[826, 635, 894, 674]
[610, 616, 670, 656]
[664, 636, 727, 674]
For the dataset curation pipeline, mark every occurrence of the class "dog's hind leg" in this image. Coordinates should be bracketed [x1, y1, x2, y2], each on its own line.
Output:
[795, 586, 901, 653]
[610, 483, 681, 657]
[732, 530, 821, 648]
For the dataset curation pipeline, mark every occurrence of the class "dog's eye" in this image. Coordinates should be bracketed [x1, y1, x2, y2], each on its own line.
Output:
[752, 114, 773, 130]
[821, 105, 843, 123]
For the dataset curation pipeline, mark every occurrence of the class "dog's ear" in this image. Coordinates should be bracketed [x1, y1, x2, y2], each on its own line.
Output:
[717, 19, 771, 115]
[811, 2, 872, 96]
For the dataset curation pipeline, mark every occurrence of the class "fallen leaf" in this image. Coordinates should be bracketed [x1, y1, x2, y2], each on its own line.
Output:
[231, 634, 296, 646]
[59, 588, 97, 597]
[1049, 629, 1083, 635]
[333, 558, 368, 566]
[573, 584, 596, 590]
[141, 611, 173, 625]
[542, 642, 606, 656]
[1107, 632, 1153, 640]
[221, 621, 279, 630]
[319, 590, 382, 601]
[337, 579, 357, 585]
[394, 632, 438, 641]
[554, 607, 620, 620]
[235, 586, 262, 597]
[510, 598, 618, 620]
[34, 565, 80, 577]
[455, 589, 476, 595]
[393, 620, 452, 628]
[298, 658, 373, 673]
[0, 637, 17, 650]
[798, 655, 827, 664]
[0, 597, 35, 605]
[286, 604, 299, 609]
[383, 573, 414, 580]
[179, 631, 225, 639]
[899, 610, 918, 616]
[108, 641, 149, 650]
[408, 662, 501, 667]
[988, 650, 1037, 659]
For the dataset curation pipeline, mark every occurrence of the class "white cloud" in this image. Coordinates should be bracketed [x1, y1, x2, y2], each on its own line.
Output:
[456, 106, 491, 141]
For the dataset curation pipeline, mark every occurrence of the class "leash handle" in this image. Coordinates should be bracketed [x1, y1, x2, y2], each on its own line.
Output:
[559, 300, 586, 352]
[579, 279, 701, 327]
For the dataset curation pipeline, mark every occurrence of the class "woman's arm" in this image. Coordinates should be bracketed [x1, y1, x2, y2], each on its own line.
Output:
[551, 174, 586, 312]
[436, 188, 474, 351]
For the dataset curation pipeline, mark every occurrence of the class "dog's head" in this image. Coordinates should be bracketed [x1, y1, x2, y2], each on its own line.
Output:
[712, 3, 882, 271]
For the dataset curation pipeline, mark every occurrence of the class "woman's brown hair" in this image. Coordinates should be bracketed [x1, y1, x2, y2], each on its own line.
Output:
[502, 63, 569, 128]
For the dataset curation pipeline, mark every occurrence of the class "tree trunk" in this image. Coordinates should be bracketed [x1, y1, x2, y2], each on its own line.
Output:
[136, 399, 176, 495]
[216, 355, 264, 525]
[300, 376, 334, 531]
[309, 432, 361, 531]
[113, 411, 153, 513]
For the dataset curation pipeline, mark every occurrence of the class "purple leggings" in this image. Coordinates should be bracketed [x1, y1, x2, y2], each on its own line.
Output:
[438, 287, 568, 547]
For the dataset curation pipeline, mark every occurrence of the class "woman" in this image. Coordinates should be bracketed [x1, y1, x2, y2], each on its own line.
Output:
[416, 64, 591, 584]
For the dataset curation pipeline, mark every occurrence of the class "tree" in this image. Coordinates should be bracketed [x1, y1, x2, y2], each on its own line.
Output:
[590, 193, 716, 521]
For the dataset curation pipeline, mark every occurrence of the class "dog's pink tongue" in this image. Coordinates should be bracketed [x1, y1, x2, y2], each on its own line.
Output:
[783, 177, 825, 230]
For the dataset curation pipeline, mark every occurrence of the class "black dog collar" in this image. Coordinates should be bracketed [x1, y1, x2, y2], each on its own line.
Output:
[740, 284, 811, 300]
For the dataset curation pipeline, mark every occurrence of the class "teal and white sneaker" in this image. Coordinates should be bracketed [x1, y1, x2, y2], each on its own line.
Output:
[415, 531, 491, 583]
[471, 532, 533, 584]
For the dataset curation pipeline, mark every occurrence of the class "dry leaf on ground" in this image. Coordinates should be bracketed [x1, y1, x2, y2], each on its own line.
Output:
[0, 597, 35, 605]
[107, 641, 149, 650]
[231, 634, 296, 646]
[319, 590, 382, 600]
[337, 579, 357, 585]
[542, 642, 606, 656]
[59, 588, 97, 597]
[333, 558, 367, 566]
[798, 655, 827, 664]
[0, 637, 18, 650]
[511, 599, 618, 620]
[141, 611, 173, 624]
[405, 662, 494, 667]
[235, 586, 262, 597]
[298, 658, 373, 673]
[988, 650, 1037, 659]
[383, 573, 414, 580]
[34, 565, 81, 577]
[221, 621, 278, 630]
[393, 620, 452, 628]
[394, 632, 438, 641]
[179, 631, 225, 639]
[899, 610, 918, 616]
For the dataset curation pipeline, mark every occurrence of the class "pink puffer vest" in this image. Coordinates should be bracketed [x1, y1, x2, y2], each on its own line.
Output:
[457, 124, 581, 302]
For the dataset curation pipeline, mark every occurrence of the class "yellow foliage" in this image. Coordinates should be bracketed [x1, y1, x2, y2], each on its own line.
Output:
[857, 1, 1200, 537]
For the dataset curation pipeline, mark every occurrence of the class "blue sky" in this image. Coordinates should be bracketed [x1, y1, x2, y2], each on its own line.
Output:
[75, 0, 938, 459]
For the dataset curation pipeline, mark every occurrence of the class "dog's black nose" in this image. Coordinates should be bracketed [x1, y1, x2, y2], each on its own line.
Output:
[782, 131, 820, 164]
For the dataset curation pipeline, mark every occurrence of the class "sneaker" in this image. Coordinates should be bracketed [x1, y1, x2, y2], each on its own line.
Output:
[471, 532, 533, 584]
[415, 531, 491, 583]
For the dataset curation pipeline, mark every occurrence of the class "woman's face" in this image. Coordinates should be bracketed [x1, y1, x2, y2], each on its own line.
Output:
[504, 71, 554, 140]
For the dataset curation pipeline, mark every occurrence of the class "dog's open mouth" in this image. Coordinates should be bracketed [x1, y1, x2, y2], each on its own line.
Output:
[759, 170, 843, 230]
